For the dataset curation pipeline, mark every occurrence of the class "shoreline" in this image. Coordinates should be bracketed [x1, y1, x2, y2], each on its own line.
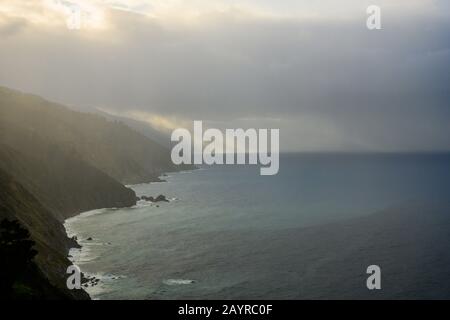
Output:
[61, 162, 450, 299]
[64, 199, 450, 299]
[63, 171, 180, 299]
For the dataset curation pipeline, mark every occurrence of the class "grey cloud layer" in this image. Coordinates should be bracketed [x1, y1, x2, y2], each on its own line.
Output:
[0, 3, 449, 151]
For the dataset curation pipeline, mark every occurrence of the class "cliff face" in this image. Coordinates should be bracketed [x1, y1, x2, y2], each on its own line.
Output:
[0, 145, 136, 221]
[0, 86, 184, 299]
[0, 169, 89, 299]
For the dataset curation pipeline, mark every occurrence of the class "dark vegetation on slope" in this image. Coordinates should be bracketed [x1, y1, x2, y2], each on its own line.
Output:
[0, 169, 88, 299]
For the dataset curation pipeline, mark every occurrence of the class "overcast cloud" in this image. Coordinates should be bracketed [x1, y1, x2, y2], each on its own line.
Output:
[0, 0, 449, 151]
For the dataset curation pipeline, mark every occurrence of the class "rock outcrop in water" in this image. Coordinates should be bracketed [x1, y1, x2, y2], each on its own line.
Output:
[140, 195, 169, 202]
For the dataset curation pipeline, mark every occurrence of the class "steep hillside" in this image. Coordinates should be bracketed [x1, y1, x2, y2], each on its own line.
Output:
[0, 145, 136, 220]
[0, 86, 179, 184]
[0, 169, 89, 299]
[0, 86, 189, 299]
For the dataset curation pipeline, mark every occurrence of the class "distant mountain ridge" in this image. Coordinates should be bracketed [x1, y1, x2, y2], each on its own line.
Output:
[0, 86, 179, 185]
[94, 109, 171, 148]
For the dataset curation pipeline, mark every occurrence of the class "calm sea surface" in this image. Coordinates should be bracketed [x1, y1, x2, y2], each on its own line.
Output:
[65, 153, 450, 299]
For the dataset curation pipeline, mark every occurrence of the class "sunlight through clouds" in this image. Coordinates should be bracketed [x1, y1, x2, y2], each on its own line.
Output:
[0, 0, 438, 31]
[0, 0, 448, 152]
[0, 1, 107, 30]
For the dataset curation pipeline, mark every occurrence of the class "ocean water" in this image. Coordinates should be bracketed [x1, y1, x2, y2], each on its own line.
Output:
[65, 153, 450, 299]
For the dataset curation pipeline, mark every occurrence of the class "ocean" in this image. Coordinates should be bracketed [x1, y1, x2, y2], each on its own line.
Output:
[65, 153, 450, 299]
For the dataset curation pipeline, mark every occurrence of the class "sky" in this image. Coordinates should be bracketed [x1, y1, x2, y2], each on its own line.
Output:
[0, 0, 449, 152]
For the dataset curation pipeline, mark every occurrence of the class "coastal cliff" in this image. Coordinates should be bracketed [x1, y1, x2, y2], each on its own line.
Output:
[0, 169, 89, 299]
[0, 87, 181, 299]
